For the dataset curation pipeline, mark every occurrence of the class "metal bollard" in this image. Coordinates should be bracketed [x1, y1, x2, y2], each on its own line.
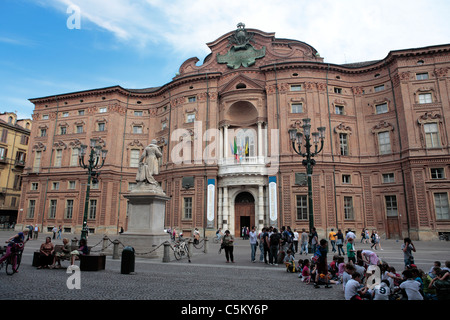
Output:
[162, 242, 170, 263]
[203, 237, 208, 254]
[102, 235, 109, 252]
[112, 239, 120, 260]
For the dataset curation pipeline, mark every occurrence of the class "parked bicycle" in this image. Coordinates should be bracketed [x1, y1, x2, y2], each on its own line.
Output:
[0, 242, 25, 275]
[172, 239, 191, 262]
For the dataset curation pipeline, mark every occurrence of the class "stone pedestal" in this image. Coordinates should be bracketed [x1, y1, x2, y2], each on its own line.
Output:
[119, 184, 170, 259]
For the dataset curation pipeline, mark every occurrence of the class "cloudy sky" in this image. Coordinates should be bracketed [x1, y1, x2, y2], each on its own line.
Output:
[1, 0, 449, 119]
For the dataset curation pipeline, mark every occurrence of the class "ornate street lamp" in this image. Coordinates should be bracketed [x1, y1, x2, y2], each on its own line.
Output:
[78, 138, 108, 241]
[288, 119, 325, 235]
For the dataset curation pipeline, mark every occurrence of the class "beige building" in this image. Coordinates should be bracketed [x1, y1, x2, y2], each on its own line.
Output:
[0, 112, 32, 227]
[16, 25, 450, 240]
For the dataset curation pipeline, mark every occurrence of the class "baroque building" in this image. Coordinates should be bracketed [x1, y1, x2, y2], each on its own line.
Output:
[0, 112, 32, 227]
[16, 24, 450, 240]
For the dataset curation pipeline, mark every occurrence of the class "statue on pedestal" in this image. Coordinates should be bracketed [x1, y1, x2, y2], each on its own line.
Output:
[134, 139, 164, 194]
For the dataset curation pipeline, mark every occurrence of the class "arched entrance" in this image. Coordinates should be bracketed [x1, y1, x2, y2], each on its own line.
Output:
[234, 192, 255, 237]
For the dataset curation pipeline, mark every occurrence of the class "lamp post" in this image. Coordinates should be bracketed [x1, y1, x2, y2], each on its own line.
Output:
[288, 119, 325, 234]
[78, 138, 108, 241]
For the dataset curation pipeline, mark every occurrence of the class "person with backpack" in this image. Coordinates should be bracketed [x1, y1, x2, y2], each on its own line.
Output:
[269, 228, 281, 265]
[313, 239, 332, 288]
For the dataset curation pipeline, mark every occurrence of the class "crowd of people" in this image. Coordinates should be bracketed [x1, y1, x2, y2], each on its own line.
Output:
[245, 226, 450, 300]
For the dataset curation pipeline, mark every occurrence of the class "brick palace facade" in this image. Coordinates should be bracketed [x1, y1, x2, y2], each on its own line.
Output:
[16, 25, 450, 240]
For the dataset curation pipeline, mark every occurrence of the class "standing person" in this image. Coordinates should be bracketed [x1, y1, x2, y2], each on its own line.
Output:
[52, 226, 58, 239]
[269, 228, 281, 265]
[346, 237, 356, 264]
[314, 239, 331, 289]
[402, 237, 416, 267]
[221, 230, 235, 263]
[300, 228, 309, 255]
[310, 227, 318, 255]
[336, 229, 345, 256]
[345, 229, 356, 243]
[370, 230, 376, 249]
[360, 229, 366, 243]
[262, 227, 270, 264]
[249, 226, 258, 263]
[293, 229, 299, 253]
[258, 228, 265, 263]
[34, 224, 39, 240]
[328, 228, 337, 253]
[27, 225, 33, 240]
[57, 225, 62, 240]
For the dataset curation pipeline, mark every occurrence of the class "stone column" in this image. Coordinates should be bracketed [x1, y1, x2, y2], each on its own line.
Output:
[222, 186, 229, 231]
[257, 121, 263, 159]
[223, 125, 229, 160]
[258, 185, 264, 231]
[218, 187, 223, 230]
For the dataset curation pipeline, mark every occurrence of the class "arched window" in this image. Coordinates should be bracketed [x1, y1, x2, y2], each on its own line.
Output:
[235, 128, 256, 158]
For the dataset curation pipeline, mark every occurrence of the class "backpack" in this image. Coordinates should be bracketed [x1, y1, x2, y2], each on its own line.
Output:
[312, 247, 322, 263]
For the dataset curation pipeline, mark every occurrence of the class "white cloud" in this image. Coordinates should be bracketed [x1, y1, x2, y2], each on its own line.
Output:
[38, 0, 450, 64]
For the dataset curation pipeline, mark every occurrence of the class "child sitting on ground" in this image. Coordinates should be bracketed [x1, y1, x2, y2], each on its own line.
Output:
[284, 249, 296, 272]
[302, 259, 311, 284]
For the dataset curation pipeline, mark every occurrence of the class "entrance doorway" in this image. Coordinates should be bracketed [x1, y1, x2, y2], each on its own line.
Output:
[234, 192, 255, 237]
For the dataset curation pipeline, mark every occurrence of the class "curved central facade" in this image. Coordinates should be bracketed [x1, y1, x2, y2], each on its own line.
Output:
[18, 25, 450, 241]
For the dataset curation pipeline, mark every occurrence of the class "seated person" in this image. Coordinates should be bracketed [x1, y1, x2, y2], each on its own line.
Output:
[51, 238, 71, 268]
[38, 237, 54, 269]
[70, 238, 89, 265]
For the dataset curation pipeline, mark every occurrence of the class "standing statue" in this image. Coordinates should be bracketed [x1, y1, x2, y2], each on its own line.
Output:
[135, 139, 162, 188]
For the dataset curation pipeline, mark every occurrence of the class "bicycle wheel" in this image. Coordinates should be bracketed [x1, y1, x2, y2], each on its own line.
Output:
[5, 254, 17, 275]
[14, 251, 22, 273]
[173, 247, 182, 260]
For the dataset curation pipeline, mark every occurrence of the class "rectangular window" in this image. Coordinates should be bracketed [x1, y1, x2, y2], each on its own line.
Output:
[31, 182, 39, 190]
[378, 131, 391, 154]
[62, 112, 69, 117]
[68, 181, 76, 189]
[385, 196, 398, 217]
[89, 199, 97, 220]
[70, 148, 79, 166]
[424, 123, 440, 148]
[290, 85, 302, 91]
[374, 85, 385, 92]
[130, 149, 140, 167]
[65, 199, 74, 219]
[335, 105, 344, 115]
[434, 193, 449, 220]
[60, 126, 67, 135]
[183, 197, 192, 219]
[291, 103, 303, 113]
[1, 129, 8, 143]
[78, 110, 85, 116]
[28, 200, 36, 219]
[162, 121, 167, 130]
[188, 96, 196, 103]
[382, 173, 395, 183]
[431, 168, 445, 179]
[334, 87, 342, 94]
[76, 125, 83, 133]
[375, 103, 388, 114]
[186, 113, 195, 123]
[40, 128, 47, 137]
[296, 195, 308, 220]
[49, 199, 57, 219]
[20, 135, 29, 145]
[339, 133, 349, 156]
[54, 149, 62, 167]
[416, 73, 429, 80]
[134, 111, 143, 116]
[52, 182, 59, 190]
[42, 114, 49, 120]
[342, 174, 351, 184]
[33, 151, 41, 173]
[99, 107, 107, 113]
[98, 123, 105, 131]
[0, 147, 7, 161]
[344, 197, 354, 220]
[132, 126, 143, 134]
[419, 93, 432, 104]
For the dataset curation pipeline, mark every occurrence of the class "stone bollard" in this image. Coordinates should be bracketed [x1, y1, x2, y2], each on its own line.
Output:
[71, 237, 78, 249]
[162, 242, 170, 263]
[112, 239, 120, 260]
[203, 237, 208, 254]
[188, 239, 193, 258]
[102, 235, 109, 252]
